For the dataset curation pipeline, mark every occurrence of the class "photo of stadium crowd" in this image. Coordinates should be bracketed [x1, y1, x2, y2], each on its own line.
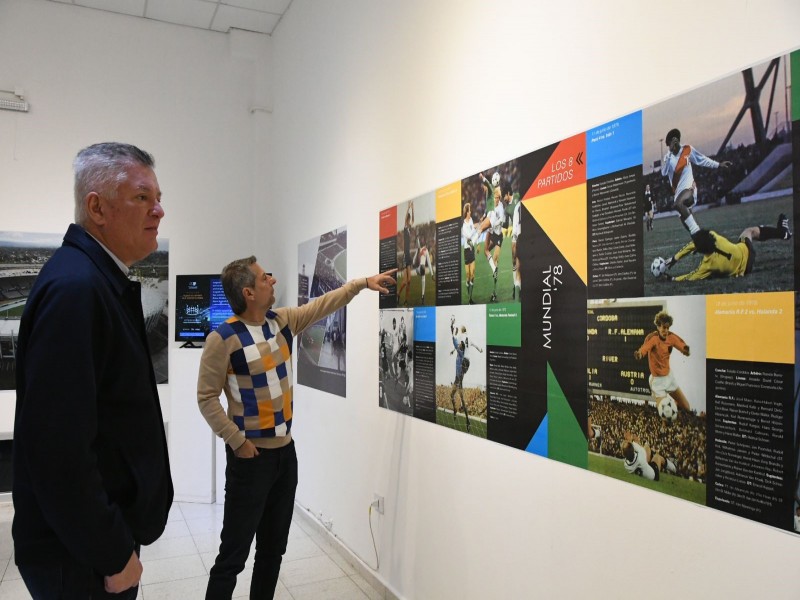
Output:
[588, 395, 707, 504]
[0, 231, 169, 388]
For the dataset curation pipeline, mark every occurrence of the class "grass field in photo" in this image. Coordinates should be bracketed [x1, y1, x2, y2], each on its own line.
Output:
[643, 195, 793, 296]
[435, 384, 488, 438]
[588, 452, 706, 504]
[395, 269, 437, 306]
[460, 234, 517, 305]
[300, 325, 324, 363]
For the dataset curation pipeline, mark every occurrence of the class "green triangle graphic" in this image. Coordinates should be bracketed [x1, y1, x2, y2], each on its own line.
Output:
[547, 363, 587, 469]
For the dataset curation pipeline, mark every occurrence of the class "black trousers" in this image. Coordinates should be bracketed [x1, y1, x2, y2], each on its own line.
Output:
[206, 441, 298, 600]
[18, 548, 139, 599]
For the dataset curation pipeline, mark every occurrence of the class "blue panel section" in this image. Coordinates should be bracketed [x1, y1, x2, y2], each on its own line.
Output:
[247, 428, 276, 438]
[280, 323, 293, 350]
[276, 361, 287, 380]
[414, 306, 436, 342]
[216, 321, 236, 341]
[525, 413, 549, 456]
[240, 387, 259, 416]
[230, 348, 249, 373]
[586, 111, 643, 179]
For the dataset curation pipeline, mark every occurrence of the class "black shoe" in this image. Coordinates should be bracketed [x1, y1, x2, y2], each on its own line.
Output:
[512, 286, 515, 299]
[469, 299, 475, 305]
[490, 293, 497, 302]
[778, 213, 792, 239]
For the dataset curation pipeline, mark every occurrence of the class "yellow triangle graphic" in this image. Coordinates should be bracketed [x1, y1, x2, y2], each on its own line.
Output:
[521, 183, 587, 285]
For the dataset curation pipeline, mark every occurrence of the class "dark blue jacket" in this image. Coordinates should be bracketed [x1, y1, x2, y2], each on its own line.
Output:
[13, 224, 173, 575]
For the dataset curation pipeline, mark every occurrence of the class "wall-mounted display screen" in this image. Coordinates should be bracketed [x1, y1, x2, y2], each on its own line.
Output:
[174, 274, 231, 345]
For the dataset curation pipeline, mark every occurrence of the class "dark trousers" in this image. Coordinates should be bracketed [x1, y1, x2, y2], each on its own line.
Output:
[18, 551, 139, 599]
[206, 441, 298, 600]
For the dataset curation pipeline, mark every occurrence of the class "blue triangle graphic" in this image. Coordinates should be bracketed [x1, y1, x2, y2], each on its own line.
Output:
[525, 414, 548, 456]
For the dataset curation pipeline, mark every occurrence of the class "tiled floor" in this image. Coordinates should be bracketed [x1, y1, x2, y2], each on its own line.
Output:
[0, 501, 387, 599]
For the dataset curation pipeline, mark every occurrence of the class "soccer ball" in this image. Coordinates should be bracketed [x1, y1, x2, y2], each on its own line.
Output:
[657, 396, 679, 423]
[650, 256, 667, 278]
[491, 172, 500, 187]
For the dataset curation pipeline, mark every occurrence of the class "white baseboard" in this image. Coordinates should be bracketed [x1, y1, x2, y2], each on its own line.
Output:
[292, 503, 401, 600]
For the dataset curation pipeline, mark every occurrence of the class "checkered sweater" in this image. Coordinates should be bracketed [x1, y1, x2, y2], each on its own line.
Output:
[197, 279, 365, 450]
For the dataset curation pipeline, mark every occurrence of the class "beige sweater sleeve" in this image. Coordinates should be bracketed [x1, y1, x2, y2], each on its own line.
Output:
[275, 278, 366, 334]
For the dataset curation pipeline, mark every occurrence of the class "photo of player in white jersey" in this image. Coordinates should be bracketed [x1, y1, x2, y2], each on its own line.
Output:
[395, 193, 436, 306]
[621, 431, 676, 481]
[660, 127, 732, 236]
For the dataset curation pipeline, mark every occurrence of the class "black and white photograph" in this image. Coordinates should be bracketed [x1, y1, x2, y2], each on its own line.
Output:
[0, 230, 169, 387]
[296, 227, 348, 397]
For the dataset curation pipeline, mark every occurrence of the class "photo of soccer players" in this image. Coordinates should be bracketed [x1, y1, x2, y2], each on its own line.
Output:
[379, 308, 414, 415]
[396, 193, 436, 307]
[587, 296, 707, 503]
[434, 305, 487, 438]
[460, 160, 521, 304]
[642, 54, 793, 297]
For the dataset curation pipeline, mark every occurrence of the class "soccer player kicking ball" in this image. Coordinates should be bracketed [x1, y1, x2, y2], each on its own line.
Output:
[634, 310, 691, 420]
[471, 172, 508, 302]
[461, 203, 477, 304]
[661, 127, 732, 236]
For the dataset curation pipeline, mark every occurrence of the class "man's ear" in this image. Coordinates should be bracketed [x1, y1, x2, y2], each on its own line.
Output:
[85, 192, 106, 225]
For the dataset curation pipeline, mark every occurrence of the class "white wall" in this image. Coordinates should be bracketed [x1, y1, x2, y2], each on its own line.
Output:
[0, 0, 272, 500]
[2, 0, 799, 598]
[269, 1, 800, 599]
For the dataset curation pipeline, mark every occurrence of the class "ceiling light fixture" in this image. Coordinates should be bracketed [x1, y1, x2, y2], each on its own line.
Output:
[0, 88, 30, 112]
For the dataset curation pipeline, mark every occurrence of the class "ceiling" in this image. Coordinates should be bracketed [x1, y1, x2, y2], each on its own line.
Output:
[46, 0, 292, 36]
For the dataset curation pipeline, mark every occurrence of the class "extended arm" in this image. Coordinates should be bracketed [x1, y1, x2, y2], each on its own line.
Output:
[283, 269, 398, 334]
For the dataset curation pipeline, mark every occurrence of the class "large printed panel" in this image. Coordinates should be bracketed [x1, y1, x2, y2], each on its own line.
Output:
[435, 182, 463, 306]
[485, 304, 522, 447]
[297, 227, 348, 397]
[413, 307, 437, 422]
[705, 292, 794, 528]
[376, 48, 799, 534]
[586, 112, 644, 299]
[519, 182, 588, 463]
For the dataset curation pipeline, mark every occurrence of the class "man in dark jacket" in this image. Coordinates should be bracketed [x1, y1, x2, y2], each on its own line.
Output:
[13, 143, 173, 598]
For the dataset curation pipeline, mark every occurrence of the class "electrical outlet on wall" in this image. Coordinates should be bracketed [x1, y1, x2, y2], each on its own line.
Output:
[373, 493, 384, 514]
